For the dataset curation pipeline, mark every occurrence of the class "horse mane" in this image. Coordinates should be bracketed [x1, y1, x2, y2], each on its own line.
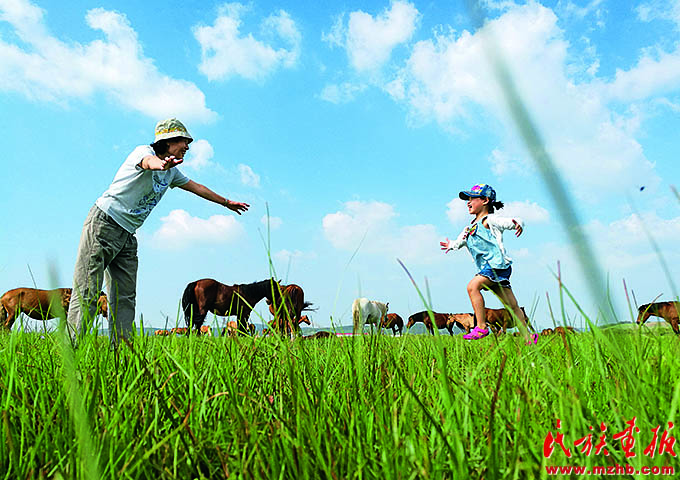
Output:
[638, 301, 665, 312]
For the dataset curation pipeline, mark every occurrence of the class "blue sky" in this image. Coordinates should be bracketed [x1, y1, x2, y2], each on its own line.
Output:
[1, 0, 679, 332]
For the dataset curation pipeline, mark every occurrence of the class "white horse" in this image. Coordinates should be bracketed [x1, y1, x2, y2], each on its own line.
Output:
[352, 298, 389, 334]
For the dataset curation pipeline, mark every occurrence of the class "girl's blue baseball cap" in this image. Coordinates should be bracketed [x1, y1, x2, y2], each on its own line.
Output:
[459, 183, 496, 202]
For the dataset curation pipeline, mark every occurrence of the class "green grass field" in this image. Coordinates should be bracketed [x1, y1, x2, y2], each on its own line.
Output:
[1, 323, 679, 479]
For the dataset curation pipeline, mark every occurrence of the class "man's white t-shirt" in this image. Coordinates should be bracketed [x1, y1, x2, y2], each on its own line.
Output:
[95, 145, 190, 233]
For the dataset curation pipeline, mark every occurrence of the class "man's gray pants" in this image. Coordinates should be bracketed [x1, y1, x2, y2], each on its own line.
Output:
[67, 205, 138, 346]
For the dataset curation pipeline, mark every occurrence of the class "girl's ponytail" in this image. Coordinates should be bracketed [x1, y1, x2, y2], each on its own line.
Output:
[488, 200, 504, 214]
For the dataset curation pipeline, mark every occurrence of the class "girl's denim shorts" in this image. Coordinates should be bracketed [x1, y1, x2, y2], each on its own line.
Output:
[478, 265, 512, 288]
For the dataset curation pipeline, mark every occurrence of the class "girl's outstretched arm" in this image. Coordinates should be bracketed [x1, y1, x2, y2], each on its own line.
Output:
[440, 228, 468, 253]
[487, 215, 524, 237]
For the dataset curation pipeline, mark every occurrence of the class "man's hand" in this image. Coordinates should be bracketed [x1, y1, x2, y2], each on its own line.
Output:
[161, 155, 184, 170]
[225, 199, 250, 215]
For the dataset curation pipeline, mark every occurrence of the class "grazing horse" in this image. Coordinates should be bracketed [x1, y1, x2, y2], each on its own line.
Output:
[380, 313, 404, 335]
[636, 301, 680, 334]
[0, 287, 108, 330]
[352, 298, 388, 334]
[481, 307, 530, 334]
[265, 315, 310, 336]
[181, 278, 281, 334]
[447, 313, 474, 334]
[267, 284, 314, 338]
[303, 331, 333, 340]
[541, 328, 554, 336]
[553, 326, 575, 336]
[406, 311, 455, 335]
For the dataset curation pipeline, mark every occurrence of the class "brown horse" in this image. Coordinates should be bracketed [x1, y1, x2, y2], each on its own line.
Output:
[267, 283, 314, 337]
[181, 278, 281, 333]
[0, 287, 108, 330]
[636, 301, 679, 334]
[447, 313, 474, 333]
[380, 313, 404, 335]
[481, 307, 530, 334]
[406, 311, 455, 335]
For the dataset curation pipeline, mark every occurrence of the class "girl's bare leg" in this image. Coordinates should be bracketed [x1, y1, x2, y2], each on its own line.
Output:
[492, 284, 531, 340]
[467, 275, 494, 330]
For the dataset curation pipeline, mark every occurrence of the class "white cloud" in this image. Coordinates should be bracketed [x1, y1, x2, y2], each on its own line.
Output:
[319, 82, 367, 104]
[501, 201, 550, 223]
[322, 200, 441, 264]
[636, 0, 680, 28]
[594, 47, 680, 102]
[544, 211, 680, 285]
[488, 148, 529, 176]
[152, 209, 245, 250]
[238, 164, 260, 187]
[261, 215, 282, 230]
[184, 139, 214, 170]
[586, 212, 680, 251]
[323, 200, 396, 250]
[274, 249, 317, 263]
[386, 2, 661, 199]
[325, 0, 419, 73]
[446, 198, 468, 225]
[557, 0, 606, 25]
[0, 0, 215, 122]
[194, 3, 301, 81]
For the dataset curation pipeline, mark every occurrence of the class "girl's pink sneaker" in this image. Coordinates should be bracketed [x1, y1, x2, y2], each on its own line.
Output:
[463, 326, 489, 340]
[525, 333, 539, 345]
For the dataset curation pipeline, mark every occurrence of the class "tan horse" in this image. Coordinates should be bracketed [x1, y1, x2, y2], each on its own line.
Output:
[636, 301, 679, 334]
[447, 313, 474, 334]
[480, 307, 530, 334]
[0, 287, 108, 330]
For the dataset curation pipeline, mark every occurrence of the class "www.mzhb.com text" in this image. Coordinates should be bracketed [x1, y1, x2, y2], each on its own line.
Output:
[546, 464, 674, 475]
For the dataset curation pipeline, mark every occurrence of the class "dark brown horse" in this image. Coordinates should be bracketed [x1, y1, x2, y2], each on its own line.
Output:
[267, 283, 314, 337]
[0, 287, 108, 330]
[380, 313, 404, 335]
[406, 311, 455, 335]
[181, 278, 282, 333]
[636, 301, 679, 334]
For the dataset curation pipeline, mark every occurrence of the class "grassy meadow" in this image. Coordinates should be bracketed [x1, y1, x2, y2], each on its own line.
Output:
[1, 319, 679, 479]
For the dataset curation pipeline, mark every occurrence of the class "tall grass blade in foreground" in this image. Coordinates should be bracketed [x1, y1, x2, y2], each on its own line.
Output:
[465, 0, 615, 323]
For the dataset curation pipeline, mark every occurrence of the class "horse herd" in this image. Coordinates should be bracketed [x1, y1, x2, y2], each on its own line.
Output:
[0, 280, 678, 338]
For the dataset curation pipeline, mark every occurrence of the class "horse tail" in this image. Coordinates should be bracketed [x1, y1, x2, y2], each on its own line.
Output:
[352, 299, 360, 333]
[182, 282, 198, 328]
[0, 303, 7, 329]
